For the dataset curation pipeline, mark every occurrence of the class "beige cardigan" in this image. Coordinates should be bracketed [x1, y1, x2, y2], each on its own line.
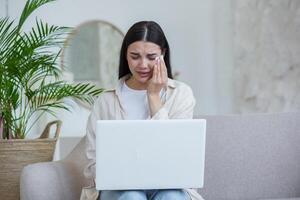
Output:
[81, 76, 204, 200]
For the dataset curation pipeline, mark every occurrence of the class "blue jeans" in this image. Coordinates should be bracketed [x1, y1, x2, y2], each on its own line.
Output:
[100, 189, 190, 200]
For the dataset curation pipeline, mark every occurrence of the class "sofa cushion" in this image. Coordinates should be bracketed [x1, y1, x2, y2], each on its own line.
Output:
[197, 112, 300, 200]
[262, 198, 300, 200]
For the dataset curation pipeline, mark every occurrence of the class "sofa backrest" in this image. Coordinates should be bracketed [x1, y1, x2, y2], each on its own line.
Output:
[197, 112, 300, 200]
[65, 112, 300, 199]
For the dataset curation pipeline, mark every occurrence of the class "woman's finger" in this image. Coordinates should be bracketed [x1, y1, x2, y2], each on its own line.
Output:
[153, 64, 158, 83]
[152, 57, 160, 82]
[157, 60, 162, 83]
[160, 56, 168, 82]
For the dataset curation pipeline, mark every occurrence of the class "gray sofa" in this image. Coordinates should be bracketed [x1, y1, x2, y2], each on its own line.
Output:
[20, 112, 300, 200]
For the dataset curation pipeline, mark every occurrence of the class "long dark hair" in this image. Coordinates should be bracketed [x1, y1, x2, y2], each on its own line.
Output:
[118, 21, 173, 79]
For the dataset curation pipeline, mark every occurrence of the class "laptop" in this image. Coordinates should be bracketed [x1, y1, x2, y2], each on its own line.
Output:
[96, 119, 206, 190]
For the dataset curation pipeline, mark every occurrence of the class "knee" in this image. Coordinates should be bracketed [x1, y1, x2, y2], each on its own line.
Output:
[154, 190, 190, 200]
[118, 190, 147, 200]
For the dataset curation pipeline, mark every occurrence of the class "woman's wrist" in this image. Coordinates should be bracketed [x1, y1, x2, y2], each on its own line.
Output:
[147, 92, 160, 99]
[147, 93, 163, 117]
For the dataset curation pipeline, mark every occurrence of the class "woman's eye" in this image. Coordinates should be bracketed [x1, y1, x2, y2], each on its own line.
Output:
[131, 56, 139, 60]
[148, 57, 156, 61]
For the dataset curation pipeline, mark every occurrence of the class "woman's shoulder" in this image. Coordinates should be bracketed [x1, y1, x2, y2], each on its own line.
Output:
[169, 79, 193, 93]
[93, 90, 116, 106]
[167, 79, 196, 106]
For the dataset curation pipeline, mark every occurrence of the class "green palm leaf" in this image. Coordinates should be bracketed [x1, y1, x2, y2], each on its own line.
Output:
[0, 0, 103, 139]
[18, 0, 55, 29]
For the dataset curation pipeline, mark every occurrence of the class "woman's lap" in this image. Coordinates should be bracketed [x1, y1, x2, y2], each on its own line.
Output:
[100, 190, 146, 200]
[100, 189, 190, 200]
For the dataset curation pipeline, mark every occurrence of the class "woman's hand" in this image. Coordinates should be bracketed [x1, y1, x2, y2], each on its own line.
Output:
[147, 55, 168, 117]
[147, 55, 168, 96]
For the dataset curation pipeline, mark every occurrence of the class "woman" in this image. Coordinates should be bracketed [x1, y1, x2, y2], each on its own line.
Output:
[81, 21, 204, 200]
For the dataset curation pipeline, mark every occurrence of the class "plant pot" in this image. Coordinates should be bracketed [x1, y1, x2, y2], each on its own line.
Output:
[0, 120, 62, 200]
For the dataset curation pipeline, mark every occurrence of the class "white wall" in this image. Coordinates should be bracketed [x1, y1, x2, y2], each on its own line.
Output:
[0, 0, 7, 17]
[213, 0, 234, 114]
[233, 0, 300, 113]
[6, 0, 235, 137]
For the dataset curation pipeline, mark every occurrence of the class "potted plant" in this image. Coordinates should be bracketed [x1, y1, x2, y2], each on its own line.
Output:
[0, 0, 103, 199]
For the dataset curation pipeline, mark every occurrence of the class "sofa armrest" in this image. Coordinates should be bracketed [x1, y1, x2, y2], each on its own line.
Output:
[20, 160, 84, 200]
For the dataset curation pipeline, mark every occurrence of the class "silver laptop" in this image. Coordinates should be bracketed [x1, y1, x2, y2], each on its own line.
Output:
[96, 119, 206, 190]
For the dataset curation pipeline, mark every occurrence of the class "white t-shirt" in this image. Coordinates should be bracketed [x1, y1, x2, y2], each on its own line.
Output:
[120, 82, 165, 120]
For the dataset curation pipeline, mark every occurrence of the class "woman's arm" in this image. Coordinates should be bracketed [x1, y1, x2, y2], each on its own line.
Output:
[147, 56, 196, 119]
[147, 56, 168, 117]
[83, 97, 102, 185]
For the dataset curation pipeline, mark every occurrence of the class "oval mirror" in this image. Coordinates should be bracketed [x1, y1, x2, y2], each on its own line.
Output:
[61, 20, 124, 89]
[61, 20, 124, 109]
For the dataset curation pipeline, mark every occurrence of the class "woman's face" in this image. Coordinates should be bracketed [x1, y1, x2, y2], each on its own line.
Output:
[126, 41, 162, 86]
